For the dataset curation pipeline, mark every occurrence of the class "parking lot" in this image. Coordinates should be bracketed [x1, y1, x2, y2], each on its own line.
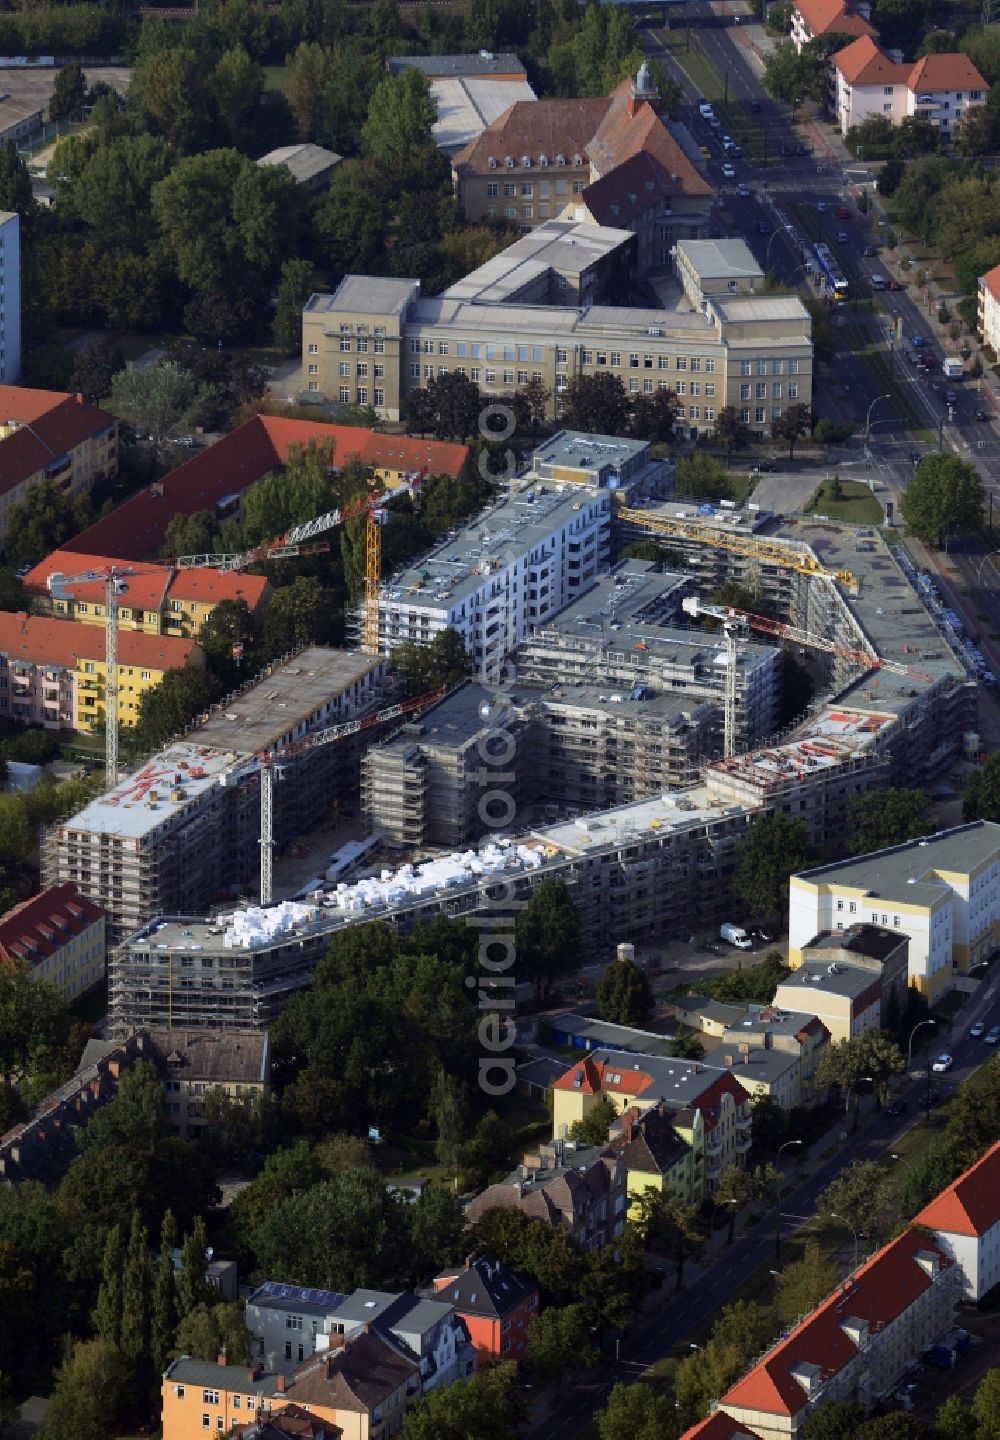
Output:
[0, 63, 130, 117]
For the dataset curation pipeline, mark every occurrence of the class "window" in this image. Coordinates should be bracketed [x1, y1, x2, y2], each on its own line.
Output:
[521, 205, 533, 219]
[409, 362, 419, 379]
[690, 381, 700, 396]
[643, 377, 653, 392]
[487, 182, 499, 197]
[202, 1417, 210, 1430]
[339, 361, 350, 378]
[556, 348, 568, 364]
[203, 1392, 219, 1405]
[374, 364, 384, 379]
[374, 388, 385, 407]
[307, 343, 318, 355]
[676, 381, 686, 396]
[357, 387, 368, 405]
[705, 382, 715, 397]
[307, 380, 318, 392]
[705, 358, 716, 373]
[690, 358, 701, 372]
[503, 369, 514, 384]
[356, 363, 368, 378]
[374, 338, 384, 354]
[505, 205, 516, 218]
[596, 351, 607, 366]
[772, 405, 781, 420]
[610, 352, 621, 367]
[689, 405, 700, 420]
[485, 369, 496, 383]
[658, 356, 669, 370]
[741, 408, 751, 424]
[883, 103, 893, 112]
[141, 670, 151, 680]
[705, 406, 715, 421]
[178, 1387, 186, 1399]
[422, 339, 434, 354]
[755, 407, 766, 423]
[629, 377, 639, 392]
[740, 360, 752, 377]
[285, 1341, 292, 1360]
[340, 337, 351, 352]
[883, 85, 894, 94]
[582, 350, 594, 365]
[522, 182, 533, 196]
[676, 357, 687, 370]
[739, 384, 750, 401]
[233, 1398, 241, 1411]
[517, 369, 528, 384]
[504, 182, 516, 197]
[424, 365, 433, 380]
[409, 338, 420, 354]
[772, 383, 782, 400]
[357, 338, 368, 353]
[788, 382, 799, 398]
[788, 358, 799, 375]
[471, 367, 480, 381]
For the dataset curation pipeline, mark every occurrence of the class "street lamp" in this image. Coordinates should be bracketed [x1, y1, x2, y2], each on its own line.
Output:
[845, 1074, 874, 1132]
[765, 224, 792, 270]
[976, 550, 1000, 586]
[908, 1018, 937, 1112]
[865, 393, 890, 442]
[774, 1139, 804, 1263]
[830, 1211, 861, 1270]
[712, 1195, 741, 1246]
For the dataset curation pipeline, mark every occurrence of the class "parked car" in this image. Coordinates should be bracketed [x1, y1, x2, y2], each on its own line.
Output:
[750, 99, 761, 112]
[986, 1026, 1000, 1044]
[836, 231, 849, 242]
[889, 278, 903, 290]
[722, 162, 735, 178]
[931, 1054, 954, 1072]
[722, 134, 737, 151]
[911, 334, 926, 347]
[835, 205, 850, 219]
[751, 927, 772, 943]
[737, 183, 752, 198]
[887, 1100, 906, 1116]
[862, 244, 878, 256]
[945, 390, 958, 405]
[970, 1021, 986, 1037]
[816, 201, 828, 211]
[976, 408, 989, 421]
[757, 220, 771, 234]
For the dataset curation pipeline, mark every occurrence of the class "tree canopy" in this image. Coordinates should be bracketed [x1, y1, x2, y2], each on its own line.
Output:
[849, 788, 931, 855]
[595, 954, 653, 1025]
[901, 454, 985, 546]
[735, 813, 812, 918]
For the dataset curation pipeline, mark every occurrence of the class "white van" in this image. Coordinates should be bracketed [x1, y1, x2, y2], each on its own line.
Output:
[720, 923, 753, 950]
[870, 273, 887, 290]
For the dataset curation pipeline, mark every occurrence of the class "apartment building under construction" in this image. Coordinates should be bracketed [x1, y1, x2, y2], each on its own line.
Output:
[361, 679, 715, 850]
[44, 648, 389, 943]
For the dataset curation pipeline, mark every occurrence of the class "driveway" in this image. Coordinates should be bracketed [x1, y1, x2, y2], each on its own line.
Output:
[750, 470, 822, 513]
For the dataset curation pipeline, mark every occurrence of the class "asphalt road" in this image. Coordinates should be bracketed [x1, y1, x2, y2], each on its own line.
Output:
[524, 975, 1000, 1440]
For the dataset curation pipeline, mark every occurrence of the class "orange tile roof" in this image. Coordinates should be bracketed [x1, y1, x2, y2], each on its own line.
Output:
[908, 53, 989, 93]
[680, 1412, 764, 1440]
[914, 1139, 1000, 1238]
[0, 611, 198, 672]
[982, 264, 1000, 306]
[723, 1228, 951, 1417]
[166, 569, 270, 610]
[833, 36, 911, 86]
[0, 882, 103, 969]
[588, 79, 712, 193]
[0, 391, 117, 498]
[552, 1055, 652, 1097]
[23, 551, 269, 615]
[62, 416, 469, 562]
[794, 0, 876, 39]
[452, 97, 611, 173]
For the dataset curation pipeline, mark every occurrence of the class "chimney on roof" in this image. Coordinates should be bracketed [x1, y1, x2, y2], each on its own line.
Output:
[75, 393, 84, 405]
[275, 1374, 286, 1394]
[250, 1365, 262, 1381]
[217, 1348, 227, 1367]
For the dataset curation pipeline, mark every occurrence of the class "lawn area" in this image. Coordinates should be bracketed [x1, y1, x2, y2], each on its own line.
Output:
[263, 65, 289, 94]
[806, 477, 883, 524]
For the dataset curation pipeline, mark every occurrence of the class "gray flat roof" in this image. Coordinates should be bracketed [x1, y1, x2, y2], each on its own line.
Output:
[794, 821, 1000, 901]
[387, 52, 525, 77]
[774, 960, 880, 1001]
[331, 1289, 400, 1324]
[678, 238, 763, 280]
[429, 75, 537, 153]
[718, 1042, 801, 1083]
[712, 295, 810, 323]
[307, 277, 419, 317]
[532, 430, 650, 469]
[443, 220, 634, 303]
[64, 742, 241, 842]
[385, 482, 609, 611]
[257, 143, 342, 183]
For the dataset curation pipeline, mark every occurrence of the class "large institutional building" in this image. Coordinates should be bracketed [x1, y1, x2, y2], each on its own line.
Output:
[302, 230, 813, 438]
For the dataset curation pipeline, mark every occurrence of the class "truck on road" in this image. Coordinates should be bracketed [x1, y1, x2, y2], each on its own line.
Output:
[942, 357, 964, 379]
[720, 923, 753, 950]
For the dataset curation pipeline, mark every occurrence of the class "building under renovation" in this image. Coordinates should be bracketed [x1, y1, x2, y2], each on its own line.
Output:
[45, 648, 389, 944]
[361, 679, 714, 850]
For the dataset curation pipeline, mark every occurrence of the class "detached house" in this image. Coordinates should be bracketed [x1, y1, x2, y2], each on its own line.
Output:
[465, 1142, 628, 1251]
[915, 1138, 1000, 1300]
[790, 0, 876, 53]
[831, 36, 988, 138]
[432, 1255, 539, 1363]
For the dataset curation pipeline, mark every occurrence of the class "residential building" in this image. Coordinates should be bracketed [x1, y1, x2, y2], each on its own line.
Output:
[525, 430, 672, 498]
[370, 483, 612, 678]
[257, 144, 342, 192]
[915, 1140, 1000, 1300]
[978, 264, 1000, 356]
[515, 558, 782, 751]
[0, 211, 21, 383]
[605, 1101, 696, 1209]
[233, 1403, 333, 1440]
[790, 0, 876, 52]
[0, 882, 104, 1002]
[302, 233, 813, 434]
[717, 1009, 829, 1108]
[60, 416, 470, 562]
[0, 611, 201, 732]
[466, 1143, 628, 1250]
[831, 37, 988, 138]
[788, 822, 1000, 1001]
[161, 1356, 287, 1440]
[246, 1283, 348, 1376]
[281, 1332, 418, 1438]
[551, 1054, 752, 1193]
[320, 1290, 476, 1395]
[774, 925, 908, 1039]
[431, 1255, 539, 1364]
[361, 679, 714, 850]
[140, 1029, 270, 1140]
[435, 218, 636, 306]
[49, 646, 389, 948]
[720, 1228, 960, 1437]
[0, 386, 117, 543]
[25, 550, 271, 638]
[0, 97, 42, 147]
[389, 55, 538, 156]
[544, 1009, 683, 1057]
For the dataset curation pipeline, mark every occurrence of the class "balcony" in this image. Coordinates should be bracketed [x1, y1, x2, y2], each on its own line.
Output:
[735, 1134, 752, 1153]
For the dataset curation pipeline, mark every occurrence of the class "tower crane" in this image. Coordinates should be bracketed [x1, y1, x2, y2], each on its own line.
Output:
[681, 595, 933, 760]
[225, 686, 447, 905]
[46, 483, 411, 790]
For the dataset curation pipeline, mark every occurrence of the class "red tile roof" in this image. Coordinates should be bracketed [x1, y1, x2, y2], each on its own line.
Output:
[982, 264, 1000, 306]
[0, 389, 117, 498]
[908, 53, 989, 93]
[0, 882, 103, 969]
[794, 0, 876, 39]
[587, 79, 712, 193]
[723, 1228, 951, 1417]
[552, 1055, 651, 1097]
[452, 97, 611, 173]
[582, 150, 710, 231]
[62, 416, 469, 562]
[680, 1412, 764, 1440]
[23, 551, 269, 615]
[0, 611, 198, 672]
[833, 36, 911, 86]
[914, 1139, 1000, 1238]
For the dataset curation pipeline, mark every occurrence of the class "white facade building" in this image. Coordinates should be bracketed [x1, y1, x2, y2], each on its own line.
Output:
[978, 264, 1000, 356]
[0, 211, 21, 384]
[915, 1140, 1000, 1301]
[832, 38, 988, 138]
[789, 822, 1000, 1002]
[377, 483, 611, 679]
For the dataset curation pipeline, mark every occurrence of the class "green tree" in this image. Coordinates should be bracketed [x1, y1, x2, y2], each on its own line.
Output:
[818, 1159, 900, 1248]
[35, 1339, 129, 1440]
[595, 953, 653, 1024]
[430, 1066, 473, 1175]
[715, 1163, 779, 1244]
[567, 1094, 619, 1147]
[408, 1185, 466, 1275]
[262, 575, 327, 655]
[799, 1401, 868, 1440]
[597, 1381, 678, 1440]
[134, 667, 212, 751]
[849, 787, 930, 854]
[405, 370, 482, 441]
[4, 479, 91, 570]
[176, 1216, 210, 1320]
[69, 338, 126, 404]
[634, 1190, 703, 1290]
[391, 628, 471, 696]
[152, 1211, 179, 1375]
[0, 140, 33, 217]
[934, 1396, 978, 1440]
[210, 45, 265, 146]
[109, 361, 220, 448]
[49, 62, 87, 122]
[0, 962, 75, 1092]
[735, 813, 812, 918]
[714, 406, 753, 460]
[120, 1211, 153, 1368]
[92, 1223, 126, 1349]
[775, 1238, 838, 1324]
[964, 754, 1000, 822]
[526, 1302, 601, 1379]
[901, 453, 985, 547]
[631, 387, 678, 444]
[674, 1299, 773, 1426]
[675, 452, 732, 500]
[162, 510, 219, 560]
[771, 402, 812, 460]
[515, 877, 581, 994]
[400, 1361, 523, 1439]
[361, 68, 437, 169]
[132, 46, 215, 152]
[560, 372, 630, 436]
[273, 257, 315, 355]
[173, 1301, 251, 1365]
[856, 1029, 906, 1106]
